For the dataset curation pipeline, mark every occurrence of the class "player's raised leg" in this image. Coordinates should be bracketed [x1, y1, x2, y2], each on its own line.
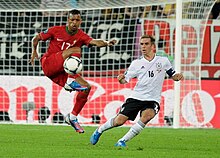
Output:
[66, 76, 91, 133]
[63, 48, 88, 92]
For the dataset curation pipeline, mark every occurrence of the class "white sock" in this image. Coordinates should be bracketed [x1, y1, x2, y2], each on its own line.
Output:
[98, 117, 114, 133]
[70, 113, 77, 120]
[66, 78, 74, 84]
[119, 120, 145, 142]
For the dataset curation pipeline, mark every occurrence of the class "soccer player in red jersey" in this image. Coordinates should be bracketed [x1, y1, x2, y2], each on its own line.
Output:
[29, 9, 116, 133]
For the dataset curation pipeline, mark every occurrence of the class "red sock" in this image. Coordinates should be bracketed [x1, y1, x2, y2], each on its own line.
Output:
[71, 91, 89, 116]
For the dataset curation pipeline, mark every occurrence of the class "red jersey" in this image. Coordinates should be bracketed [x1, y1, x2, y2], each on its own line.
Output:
[39, 25, 93, 57]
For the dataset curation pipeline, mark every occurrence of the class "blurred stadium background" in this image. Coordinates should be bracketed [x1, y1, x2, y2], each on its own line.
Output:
[0, 0, 219, 128]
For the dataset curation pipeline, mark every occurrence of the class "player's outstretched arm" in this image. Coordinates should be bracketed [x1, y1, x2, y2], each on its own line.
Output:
[117, 74, 127, 84]
[29, 34, 41, 66]
[171, 73, 184, 81]
[89, 39, 117, 47]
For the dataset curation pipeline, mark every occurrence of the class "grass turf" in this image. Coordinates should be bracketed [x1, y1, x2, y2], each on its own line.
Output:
[0, 124, 219, 158]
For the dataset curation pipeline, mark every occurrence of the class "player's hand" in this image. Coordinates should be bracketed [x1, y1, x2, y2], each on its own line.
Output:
[117, 74, 125, 81]
[117, 74, 127, 84]
[108, 39, 117, 46]
[29, 50, 39, 66]
[172, 73, 184, 81]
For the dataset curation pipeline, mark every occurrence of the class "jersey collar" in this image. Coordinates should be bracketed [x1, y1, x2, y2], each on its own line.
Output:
[144, 54, 156, 62]
[66, 26, 78, 35]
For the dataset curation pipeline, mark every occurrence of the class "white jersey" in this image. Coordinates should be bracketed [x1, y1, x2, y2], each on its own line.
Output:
[124, 55, 175, 104]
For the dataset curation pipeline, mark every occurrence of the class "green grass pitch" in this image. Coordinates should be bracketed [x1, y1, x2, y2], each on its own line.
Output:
[0, 124, 219, 158]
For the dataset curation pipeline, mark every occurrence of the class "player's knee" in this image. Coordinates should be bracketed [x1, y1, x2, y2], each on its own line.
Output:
[68, 47, 81, 53]
[141, 116, 154, 124]
[113, 118, 126, 127]
[113, 121, 123, 127]
[146, 115, 155, 121]
[141, 109, 156, 124]
[63, 47, 81, 59]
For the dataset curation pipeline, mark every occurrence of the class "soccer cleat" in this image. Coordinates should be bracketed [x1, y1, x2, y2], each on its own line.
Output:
[65, 114, 84, 133]
[68, 81, 88, 91]
[64, 83, 73, 92]
[65, 114, 71, 125]
[90, 128, 102, 145]
[115, 140, 126, 147]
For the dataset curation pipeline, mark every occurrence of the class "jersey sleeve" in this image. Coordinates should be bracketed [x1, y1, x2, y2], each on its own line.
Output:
[80, 31, 93, 46]
[39, 27, 54, 41]
[124, 60, 138, 82]
[164, 57, 176, 77]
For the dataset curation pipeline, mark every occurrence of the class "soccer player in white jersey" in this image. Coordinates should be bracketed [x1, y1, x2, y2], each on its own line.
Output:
[90, 35, 184, 147]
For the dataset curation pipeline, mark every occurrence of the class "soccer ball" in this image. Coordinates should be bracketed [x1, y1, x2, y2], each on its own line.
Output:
[63, 56, 83, 75]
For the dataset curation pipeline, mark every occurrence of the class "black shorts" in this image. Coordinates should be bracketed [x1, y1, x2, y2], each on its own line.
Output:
[119, 98, 160, 121]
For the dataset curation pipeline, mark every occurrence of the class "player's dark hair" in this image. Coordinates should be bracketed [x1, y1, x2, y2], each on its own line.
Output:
[68, 9, 81, 17]
[141, 35, 155, 44]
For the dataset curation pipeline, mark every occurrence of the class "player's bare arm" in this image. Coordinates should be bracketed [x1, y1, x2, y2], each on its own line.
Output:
[29, 34, 41, 66]
[172, 73, 184, 81]
[117, 74, 127, 84]
[89, 39, 117, 47]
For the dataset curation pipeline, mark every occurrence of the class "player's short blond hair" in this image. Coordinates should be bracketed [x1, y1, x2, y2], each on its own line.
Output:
[140, 35, 155, 44]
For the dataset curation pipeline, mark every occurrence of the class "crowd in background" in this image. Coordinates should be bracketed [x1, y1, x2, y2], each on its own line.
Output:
[38, 0, 220, 20]
[6, 0, 220, 22]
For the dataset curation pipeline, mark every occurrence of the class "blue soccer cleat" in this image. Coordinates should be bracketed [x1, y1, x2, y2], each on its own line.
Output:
[64, 83, 74, 92]
[65, 114, 84, 133]
[90, 128, 102, 145]
[64, 81, 88, 92]
[68, 81, 88, 91]
[115, 140, 126, 147]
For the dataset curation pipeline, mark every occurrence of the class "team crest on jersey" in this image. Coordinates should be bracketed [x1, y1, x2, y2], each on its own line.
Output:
[156, 62, 162, 73]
